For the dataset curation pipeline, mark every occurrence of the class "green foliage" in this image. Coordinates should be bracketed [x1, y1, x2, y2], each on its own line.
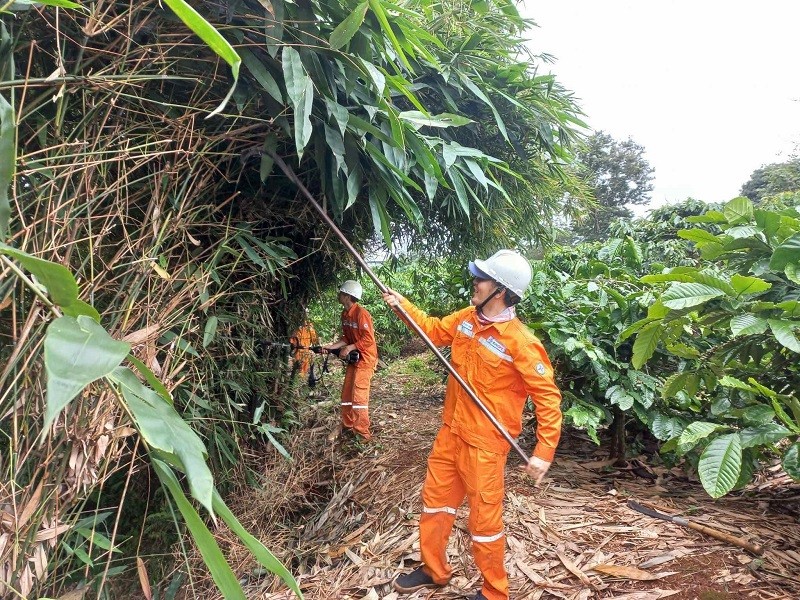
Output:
[740, 158, 800, 203]
[632, 196, 800, 497]
[571, 131, 655, 241]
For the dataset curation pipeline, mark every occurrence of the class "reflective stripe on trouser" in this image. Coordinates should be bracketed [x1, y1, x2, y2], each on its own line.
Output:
[420, 425, 509, 599]
[341, 364, 373, 440]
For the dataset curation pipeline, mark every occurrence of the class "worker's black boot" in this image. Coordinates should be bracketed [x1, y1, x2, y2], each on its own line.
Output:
[393, 567, 443, 593]
[474, 592, 488, 600]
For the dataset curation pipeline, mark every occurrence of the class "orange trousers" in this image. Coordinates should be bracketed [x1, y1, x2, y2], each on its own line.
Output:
[420, 425, 508, 600]
[340, 364, 374, 440]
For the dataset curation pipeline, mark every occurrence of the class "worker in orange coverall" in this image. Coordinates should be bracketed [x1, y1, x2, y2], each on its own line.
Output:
[322, 280, 378, 443]
[290, 311, 318, 378]
[382, 250, 563, 600]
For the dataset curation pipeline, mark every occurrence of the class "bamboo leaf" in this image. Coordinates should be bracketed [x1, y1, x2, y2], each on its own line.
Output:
[0, 83, 13, 239]
[240, 48, 283, 103]
[44, 316, 130, 429]
[152, 459, 245, 599]
[367, 0, 412, 72]
[212, 490, 303, 596]
[698, 433, 742, 498]
[282, 47, 314, 160]
[112, 367, 214, 514]
[397, 110, 472, 129]
[203, 316, 219, 348]
[329, 1, 369, 49]
[161, 0, 241, 118]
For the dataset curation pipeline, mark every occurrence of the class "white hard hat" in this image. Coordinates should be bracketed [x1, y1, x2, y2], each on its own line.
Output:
[469, 250, 532, 298]
[339, 280, 363, 300]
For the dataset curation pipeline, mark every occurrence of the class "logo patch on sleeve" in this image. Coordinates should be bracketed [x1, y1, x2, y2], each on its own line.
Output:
[535, 362, 547, 376]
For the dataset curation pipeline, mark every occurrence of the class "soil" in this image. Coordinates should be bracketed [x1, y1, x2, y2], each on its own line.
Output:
[204, 348, 800, 600]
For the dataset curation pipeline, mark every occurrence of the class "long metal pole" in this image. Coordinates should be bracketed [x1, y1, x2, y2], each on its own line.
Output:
[271, 153, 530, 463]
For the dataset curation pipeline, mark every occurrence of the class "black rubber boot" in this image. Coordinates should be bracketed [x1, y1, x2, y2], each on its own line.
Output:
[474, 592, 488, 600]
[393, 567, 444, 593]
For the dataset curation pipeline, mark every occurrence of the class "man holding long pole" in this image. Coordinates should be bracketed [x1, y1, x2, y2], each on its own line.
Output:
[383, 250, 563, 600]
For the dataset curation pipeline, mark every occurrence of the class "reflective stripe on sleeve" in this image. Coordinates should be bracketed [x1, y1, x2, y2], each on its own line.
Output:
[340, 402, 353, 406]
[352, 405, 369, 410]
[422, 506, 457, 515]
[472, 531, 504, 543]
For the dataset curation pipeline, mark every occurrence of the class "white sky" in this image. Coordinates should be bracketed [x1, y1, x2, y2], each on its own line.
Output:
[521, 1, 800, 211]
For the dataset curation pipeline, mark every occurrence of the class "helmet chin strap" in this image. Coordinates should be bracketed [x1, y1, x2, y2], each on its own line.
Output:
[476, 285, 505, 315]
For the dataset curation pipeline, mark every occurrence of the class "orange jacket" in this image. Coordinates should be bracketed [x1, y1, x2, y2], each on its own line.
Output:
[291, 322, 318, 349]
[399, 299, 562, 461]
[341, 303, 378, 369]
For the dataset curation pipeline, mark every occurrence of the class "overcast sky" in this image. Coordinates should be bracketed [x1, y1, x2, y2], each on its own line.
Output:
[521, 1, 800, 211]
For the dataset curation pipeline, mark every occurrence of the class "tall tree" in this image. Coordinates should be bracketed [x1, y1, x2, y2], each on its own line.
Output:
[572, 131, 654, 241]
[740, 158, 800, 202]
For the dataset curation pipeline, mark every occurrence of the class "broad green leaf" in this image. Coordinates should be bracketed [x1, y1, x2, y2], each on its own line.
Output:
[152, 460, 245, 599]
[662, 372, 690, 399]
[212, 490, 302, 596]
[722, 196, 753, 225]
[329, 1, 369, 49]
[112, 367, 214, 514]
[777, 300, 800, 318]
[0, 243, 101, 320]
[677, 421, 726, 455]
[161, 0, 241, 118]
[43, 316, 130, 429]
[677, 229, 721, 245]
[397, 111, 472, 129]
[783, 442, 800, 480]
[605, 385, 634, 411]
[739, 424, 791, 449]
[640, 273, 695, 284]
[769, 232, 800, 271]
[741, 404, 775, 426]
[698, 433, 742, 498]
[768, 319, 800, 353]
[282, 47, 313, 160]
[718, 375, 755, 391]
[730, 274, 771, 296]
[664, 342, 701, 359]
[240, 48, 283, 103]
[631, 321, 661, 369]
[786, 262, 800, 284]
[0, 76, 13, 239]
[686, 210, 727, 224]
[651, 414, 685, 441]
[730, 314, 768, 337]
[661, 283, 725, 310]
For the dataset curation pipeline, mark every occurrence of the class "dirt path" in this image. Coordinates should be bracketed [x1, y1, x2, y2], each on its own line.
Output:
[213, 350, 800, 600]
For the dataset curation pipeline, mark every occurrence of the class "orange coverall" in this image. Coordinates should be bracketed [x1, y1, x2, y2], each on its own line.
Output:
[398, 299, 562, 600]
[339, 303, 378, 440]
[290, 322, 318, 377]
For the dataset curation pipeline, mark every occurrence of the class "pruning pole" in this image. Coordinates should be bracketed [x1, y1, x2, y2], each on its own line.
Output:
[270, 152, 530, 464]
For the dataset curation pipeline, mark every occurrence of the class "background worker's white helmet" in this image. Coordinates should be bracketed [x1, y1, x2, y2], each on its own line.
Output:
[469, 250, 532, 298]
[339, 280, 363, 300]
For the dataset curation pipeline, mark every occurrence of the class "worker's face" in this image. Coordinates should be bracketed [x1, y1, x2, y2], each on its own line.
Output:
[471, 277, 498, 306]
